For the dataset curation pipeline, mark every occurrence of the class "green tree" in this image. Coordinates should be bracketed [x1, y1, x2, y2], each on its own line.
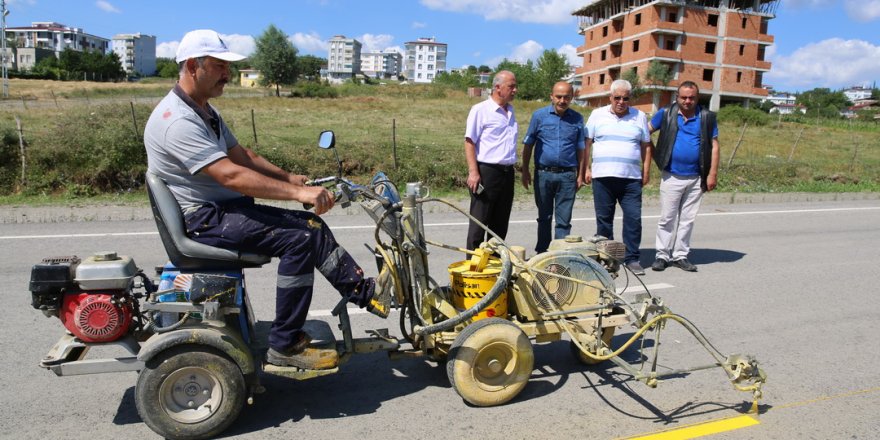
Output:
[494, 59, 542, 100]
[621, 67, 646, 100]
[434, 70, 479, 90]
[796, 88, 849, 112]
[295, 54, 326, 81]
[156, 57, 178, 78]
[478, 65, 491, 73]
[535, 49, 570, 94]
[251, 24, 298, 97]
[645, 60, 673, 111]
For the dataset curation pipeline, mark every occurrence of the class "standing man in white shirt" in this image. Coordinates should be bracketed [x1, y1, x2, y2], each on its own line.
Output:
[583, 79, 652, 275]
[464, 70, 519, 250]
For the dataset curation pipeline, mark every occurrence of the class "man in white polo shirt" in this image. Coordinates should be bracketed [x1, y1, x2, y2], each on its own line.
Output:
[583, 79, 652, 275]
[463, 70, 518, 250]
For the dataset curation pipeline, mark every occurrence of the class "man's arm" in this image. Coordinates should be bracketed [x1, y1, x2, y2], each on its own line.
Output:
[706, 137, 720, 191]
[582, 138, 593, 185]
[227, 144, 308, 186]
[521, 143, 533, 189]
[465, 137, 481, 193]
[200, 157, 334, 214]
[641, 141, 653, 186]
[575, 147, 585, 189]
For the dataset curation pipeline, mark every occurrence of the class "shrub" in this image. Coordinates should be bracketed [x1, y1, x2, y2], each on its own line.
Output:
[289, 82, 339, 98]
[717, 105, 770, 126]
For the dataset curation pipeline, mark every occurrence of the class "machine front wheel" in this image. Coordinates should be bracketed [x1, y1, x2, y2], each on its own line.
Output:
[570, 326, 616, 366]
[446, 318, 534, 406]
[135, 346, 246, 440]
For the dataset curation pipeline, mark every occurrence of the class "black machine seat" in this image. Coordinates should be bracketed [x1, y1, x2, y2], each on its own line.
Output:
[145, 171, 271, 271]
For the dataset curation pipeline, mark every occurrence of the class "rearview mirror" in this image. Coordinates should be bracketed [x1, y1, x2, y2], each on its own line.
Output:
[318, 131, 335, 149]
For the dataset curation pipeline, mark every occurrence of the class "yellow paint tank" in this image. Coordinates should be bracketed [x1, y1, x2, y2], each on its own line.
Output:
[448, 258, 509, 321]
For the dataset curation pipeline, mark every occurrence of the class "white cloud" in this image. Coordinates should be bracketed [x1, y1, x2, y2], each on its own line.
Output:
[472, 51, 481, 58]
[421, 0, 582, 24]
[290, 32, 328, 53]
[766, 38, 880, 91]
[844, 0, 880, 21]
[557, 44, 579, 67]
[358, 33, 396, 53]
[156, 41, 179, 59]
[484, 40, 544, 68]
[220, 34, 256, 57]
[155, 33, 255, 60]
[95, 1, 121, 13]
[412, 21, 427, 29]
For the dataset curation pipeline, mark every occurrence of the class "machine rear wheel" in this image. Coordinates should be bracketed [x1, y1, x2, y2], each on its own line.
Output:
[570, 326, 615, 366]
[446, 318, 534, 406]
[136, 346, 246, 440]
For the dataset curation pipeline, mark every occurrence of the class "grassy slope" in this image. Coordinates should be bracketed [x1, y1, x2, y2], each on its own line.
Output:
[1, 78, 878, 205]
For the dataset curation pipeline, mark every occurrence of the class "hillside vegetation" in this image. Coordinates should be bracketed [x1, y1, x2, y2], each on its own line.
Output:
[1, 78, 878, 203]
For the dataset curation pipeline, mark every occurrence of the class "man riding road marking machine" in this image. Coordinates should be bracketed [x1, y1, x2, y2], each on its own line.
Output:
[28, 131, 766, 440]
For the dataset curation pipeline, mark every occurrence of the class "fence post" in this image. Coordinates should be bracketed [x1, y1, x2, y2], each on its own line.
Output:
[51, 90, 59, 108]
[251, 109, 258, 147]
[726, 122, 747, 168]
[15, 115, 26, 188]
[130, 101, 140, 139]
[787, 127, 804, 162]
[392, 118, 398, 170]
[19, 94, 26, 110]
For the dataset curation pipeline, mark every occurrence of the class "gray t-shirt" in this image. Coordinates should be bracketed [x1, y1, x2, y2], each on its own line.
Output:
[144, 87, 243, 212]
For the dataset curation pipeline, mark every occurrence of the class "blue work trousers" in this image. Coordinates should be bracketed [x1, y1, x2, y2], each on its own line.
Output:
[184, 198, 372, 352]
[591, 177, 643, 264]
[533, 169, 577, 253]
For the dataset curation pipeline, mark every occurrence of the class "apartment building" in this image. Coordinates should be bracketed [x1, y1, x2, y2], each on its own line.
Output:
[404, 37, 447, 83]
[112, 33, 156, 77]
[5, 22, 109, 59]
[361, 49, 403, 79]
[327, 35, 362, 83]
[572, 0, 779, 112]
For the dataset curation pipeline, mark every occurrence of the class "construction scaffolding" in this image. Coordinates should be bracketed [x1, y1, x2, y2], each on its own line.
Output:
[573, 0, 780, 29]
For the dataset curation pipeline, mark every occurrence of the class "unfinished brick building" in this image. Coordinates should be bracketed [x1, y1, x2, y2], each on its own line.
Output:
[572, 0, 780, 112]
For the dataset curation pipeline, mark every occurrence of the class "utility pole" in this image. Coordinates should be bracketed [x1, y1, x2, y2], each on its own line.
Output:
[1, 0, 9, 99]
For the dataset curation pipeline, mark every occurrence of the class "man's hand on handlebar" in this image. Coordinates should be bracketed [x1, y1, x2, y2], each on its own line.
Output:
[300, 186, 335, 215]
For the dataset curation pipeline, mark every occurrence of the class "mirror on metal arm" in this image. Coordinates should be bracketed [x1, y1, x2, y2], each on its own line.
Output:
[318, 131, 336, 150]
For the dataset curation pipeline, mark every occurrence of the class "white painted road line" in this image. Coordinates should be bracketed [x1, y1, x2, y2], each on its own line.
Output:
[1, 206, 877, 240]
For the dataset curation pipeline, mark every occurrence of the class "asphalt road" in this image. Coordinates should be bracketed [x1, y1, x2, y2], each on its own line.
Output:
[1, 198, 878, 439]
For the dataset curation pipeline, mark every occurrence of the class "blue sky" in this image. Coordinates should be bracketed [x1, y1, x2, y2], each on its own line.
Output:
[5, 0, 879, 92]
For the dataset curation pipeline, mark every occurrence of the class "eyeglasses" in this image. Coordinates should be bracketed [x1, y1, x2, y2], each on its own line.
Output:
[612, 95, 631, 101]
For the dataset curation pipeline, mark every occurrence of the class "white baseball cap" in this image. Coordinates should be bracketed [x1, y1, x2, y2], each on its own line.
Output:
[175, 29, 246, 63]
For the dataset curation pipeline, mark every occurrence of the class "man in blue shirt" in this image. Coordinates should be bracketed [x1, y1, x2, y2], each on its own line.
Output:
[522, 81, 585, 253]
[648, 81, 720, 272]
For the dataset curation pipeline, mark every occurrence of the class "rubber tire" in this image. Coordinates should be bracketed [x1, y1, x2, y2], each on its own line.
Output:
[570, 326, 615, 366]
[446, 318, 534, 407]
[135, 346, 246, 440]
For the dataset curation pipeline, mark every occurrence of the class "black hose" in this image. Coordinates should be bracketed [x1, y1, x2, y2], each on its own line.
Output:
[414, 248, 512, 336]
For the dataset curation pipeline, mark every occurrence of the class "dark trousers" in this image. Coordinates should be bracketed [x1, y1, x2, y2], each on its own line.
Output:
[467, 162, 515, 250]
[591, 177, 643, 264]
[184, 198, 372, 351]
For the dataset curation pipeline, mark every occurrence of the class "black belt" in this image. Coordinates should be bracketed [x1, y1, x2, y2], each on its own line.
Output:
[478, 162, 515, 171]
[537, 165, 576, 173]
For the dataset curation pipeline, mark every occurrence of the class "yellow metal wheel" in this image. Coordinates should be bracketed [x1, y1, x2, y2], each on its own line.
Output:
[570, 326, 615, 366]
[447, 318, 534, 406]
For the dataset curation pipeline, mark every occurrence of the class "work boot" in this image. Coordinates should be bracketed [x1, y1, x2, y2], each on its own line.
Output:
[672, 258, 698, 272]
[266, 332, 337, 370]
[651, 258, 669, 272]
[366, 267, 392, 319]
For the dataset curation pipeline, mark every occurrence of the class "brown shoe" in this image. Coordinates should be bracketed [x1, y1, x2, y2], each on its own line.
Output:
[266, 346, 338, 370]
